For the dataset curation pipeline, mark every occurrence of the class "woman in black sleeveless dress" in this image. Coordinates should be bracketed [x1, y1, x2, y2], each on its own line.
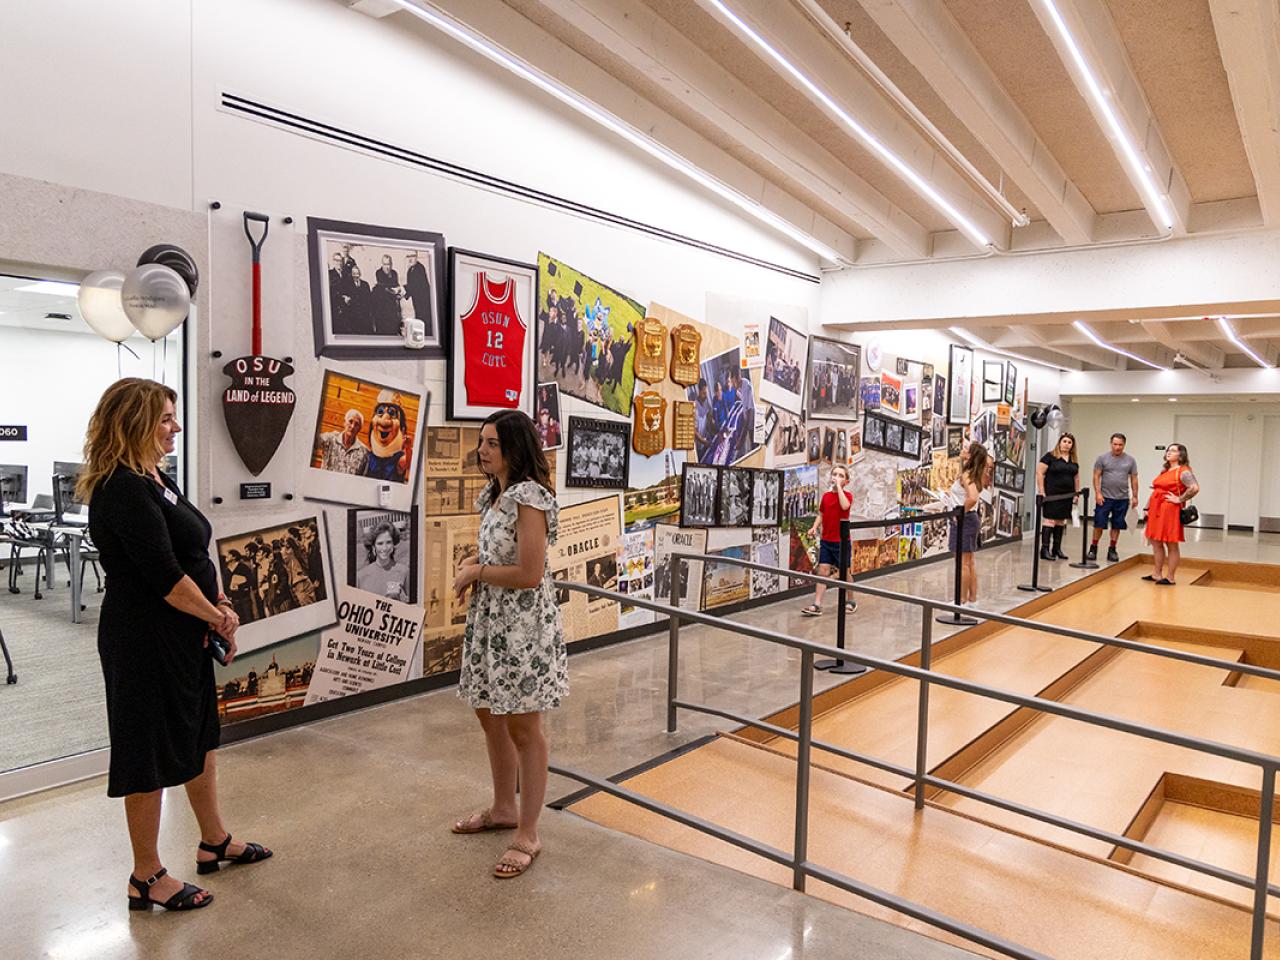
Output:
[82, 379, 271, 913]
[1037, 433, 1080, 561]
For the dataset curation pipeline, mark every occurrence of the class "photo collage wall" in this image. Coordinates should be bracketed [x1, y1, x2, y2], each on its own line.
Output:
[210, 218, 1034, 725]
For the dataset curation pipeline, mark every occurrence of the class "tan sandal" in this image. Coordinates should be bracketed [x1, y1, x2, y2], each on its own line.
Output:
[452, 809, 517, 834]
[493, 839, 541, 878]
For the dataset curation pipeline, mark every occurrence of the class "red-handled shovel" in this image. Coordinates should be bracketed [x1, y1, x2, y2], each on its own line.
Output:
[221, 212, 297, 476]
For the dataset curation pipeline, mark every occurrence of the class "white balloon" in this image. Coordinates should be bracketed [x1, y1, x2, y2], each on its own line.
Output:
[121, 263, 190, 340]
[1046, 408, 1066, 431]
[77, 269, 135, 343]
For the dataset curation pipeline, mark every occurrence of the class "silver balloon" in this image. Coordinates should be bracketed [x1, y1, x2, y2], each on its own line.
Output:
[77, 269, 135, 342]
[121, 263, 190, 340]
[1046, 407, 1066, 431]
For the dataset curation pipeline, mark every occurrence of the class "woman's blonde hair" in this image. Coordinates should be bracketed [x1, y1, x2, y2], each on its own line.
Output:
[1052, 432, 1079, 464]
[77, 378, 177, 502]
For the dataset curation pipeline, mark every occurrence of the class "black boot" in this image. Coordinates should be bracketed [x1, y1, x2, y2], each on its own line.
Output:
[1052, 526, 1069, 560]
[1040, 527, 1054, 561]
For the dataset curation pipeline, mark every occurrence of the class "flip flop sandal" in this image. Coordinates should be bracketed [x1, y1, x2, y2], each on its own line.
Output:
[494, 839, 541, 879]
[127, 868, 212, 912]
[799, 604, 823, 617]
[1156, 578, 1175, 586]
[1141, 575, 1158, 582]
[452, 809, 517, 834]
[196, 833, 273, 875]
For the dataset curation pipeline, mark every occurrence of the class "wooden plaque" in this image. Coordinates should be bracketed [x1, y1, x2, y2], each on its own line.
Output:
[632, 391, 667, 457]
[672, 401, 696, 450]
[634, 317, 667, 383]
[670, 324, 702, 385]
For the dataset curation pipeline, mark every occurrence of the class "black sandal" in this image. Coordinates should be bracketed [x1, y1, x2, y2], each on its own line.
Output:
[1156, 578, 1175, 586]
[128, 868, 211, 912]
[196, 833, 273, 875]
[1141, 575, 1158, 582]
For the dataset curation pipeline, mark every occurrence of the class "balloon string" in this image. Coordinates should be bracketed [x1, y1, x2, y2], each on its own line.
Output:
[117, 342, 122, 379]
[162, 336, 168, 385]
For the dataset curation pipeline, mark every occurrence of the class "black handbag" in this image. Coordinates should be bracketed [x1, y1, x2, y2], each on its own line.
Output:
[1179, 504, 1199, 526]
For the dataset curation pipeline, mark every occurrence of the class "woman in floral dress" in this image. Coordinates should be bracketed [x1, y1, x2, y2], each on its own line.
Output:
[450, 410, 568, 878]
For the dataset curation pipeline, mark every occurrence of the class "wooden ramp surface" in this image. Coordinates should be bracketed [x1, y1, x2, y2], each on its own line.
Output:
[571, 735, 1279, 960]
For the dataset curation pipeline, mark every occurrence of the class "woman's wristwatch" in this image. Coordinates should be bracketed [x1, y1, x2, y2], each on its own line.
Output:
[215, 593, 234, 610]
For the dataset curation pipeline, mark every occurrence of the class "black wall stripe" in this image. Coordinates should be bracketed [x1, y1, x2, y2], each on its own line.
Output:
[219, 92, 821, 283]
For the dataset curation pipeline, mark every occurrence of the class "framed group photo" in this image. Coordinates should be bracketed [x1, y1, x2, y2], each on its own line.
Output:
[680, 463, 719, 527]
[716, 466, 753, 527]
[760, 315, 808, 414]
[751, 469, 783, 526]
[447, 248, 537, 421]
[805, 336, 860, 421]
[565, 416, 630, 489]
[307, 216, 446, 359]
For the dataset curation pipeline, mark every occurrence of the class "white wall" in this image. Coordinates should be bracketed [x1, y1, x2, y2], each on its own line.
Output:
[1064, 399, 1280, 528]
[0, 325, 184, 503]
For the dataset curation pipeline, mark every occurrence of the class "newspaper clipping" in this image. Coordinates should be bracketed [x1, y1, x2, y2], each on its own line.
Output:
[549, 496, 622, 643]
[304, 586, 423, 705]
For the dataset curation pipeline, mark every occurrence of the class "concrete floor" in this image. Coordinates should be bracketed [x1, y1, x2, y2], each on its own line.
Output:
[3, 529, 1276, 960]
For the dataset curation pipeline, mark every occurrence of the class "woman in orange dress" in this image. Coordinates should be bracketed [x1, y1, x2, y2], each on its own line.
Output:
[1143, 442, 1199, 585]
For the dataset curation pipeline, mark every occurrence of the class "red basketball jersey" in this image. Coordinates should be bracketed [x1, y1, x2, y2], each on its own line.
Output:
[461, 273, 526, 408]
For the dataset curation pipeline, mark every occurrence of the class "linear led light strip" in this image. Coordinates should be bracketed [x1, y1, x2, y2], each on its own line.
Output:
[1216, 316, 1274, 369]
[1072, 319, 1168, 370]
[704, 0, 993, 250]
[947, 327, 1070, 372]
[388, 0, 846, 264]
[1036, 0, 1174, 232]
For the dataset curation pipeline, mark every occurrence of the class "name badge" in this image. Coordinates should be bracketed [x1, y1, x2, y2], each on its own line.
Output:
[163, 488, 178, 505]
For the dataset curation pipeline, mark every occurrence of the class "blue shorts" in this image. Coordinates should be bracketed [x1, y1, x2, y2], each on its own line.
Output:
[1094, 497, 1130, 530]
[817, 539, 850, 571]
[949, 511, 980, 554]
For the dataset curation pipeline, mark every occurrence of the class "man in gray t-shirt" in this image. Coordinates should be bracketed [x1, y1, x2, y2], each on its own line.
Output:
[1089, 433, 1139, 562]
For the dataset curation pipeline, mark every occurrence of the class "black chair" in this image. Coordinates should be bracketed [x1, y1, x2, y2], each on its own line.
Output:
[0, 625, 15, 684]
[53, 473, 88, 527]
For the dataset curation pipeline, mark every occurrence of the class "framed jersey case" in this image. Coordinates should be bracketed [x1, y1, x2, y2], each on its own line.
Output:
[446, 248, 538, 421]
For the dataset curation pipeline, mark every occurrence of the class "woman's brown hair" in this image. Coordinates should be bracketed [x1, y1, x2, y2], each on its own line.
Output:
[478, 409, 554, 504]
[964, 441, 991, 490]
[1164, 442, 1191, 468]
[77, 378, 177, 502]
[1052, 432, 1079, 464]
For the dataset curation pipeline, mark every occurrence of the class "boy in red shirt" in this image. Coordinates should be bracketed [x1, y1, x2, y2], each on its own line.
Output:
[800, 465, 856, 616]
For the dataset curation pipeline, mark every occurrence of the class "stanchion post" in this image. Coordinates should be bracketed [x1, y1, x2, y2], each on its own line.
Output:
[937, 505, 977, 626]
[666, 558, 682, 734]
[1018, 495, 1052, 593]
[1070, 489, 1099, 569]
[816, 520, 868, 674]
[914, 604, 933, 810]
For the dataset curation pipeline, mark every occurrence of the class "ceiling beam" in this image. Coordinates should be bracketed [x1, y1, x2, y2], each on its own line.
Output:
[1138, 321, 1226, 369]
[1208, 0, 1280, 226]
[1022, 325, 1124, 370]
[693, 0, 1012, 251]
[1027, 0, 1192, 235]
[518, 0, 930, 258]
[412, 0, 859, 261]
[855, 0, 1096, 246]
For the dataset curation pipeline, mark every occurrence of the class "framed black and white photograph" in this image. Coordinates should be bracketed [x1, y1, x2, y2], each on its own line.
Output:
[864, 412, 888, 452]
[807, 427, 822, 463]
[761, 315, 808, 414]
[902, 425, 921, 459]
[982, 360, 1004, 404]
[447, 248, 537, 421]
[947, 344, 973, 425]
[750, 469, 782, 526]
[716, 467, 753, 527]
[885, 419, 904, 454]
[806, 335, 860, 421]
[566, 416, 629, 489]
[1013, 466, 1027, 490]
[347, 508, 418, 604]
[680, 463, 719, 527]
[214, 514, 337, 655]
[947, 426, 965, 458]
[307, 216, 446, 359]
[821, 427, 836, 463]
[931, 416, 946, 450]
[1004, 361, 1017, 406]
[997, 492, 1016, 538]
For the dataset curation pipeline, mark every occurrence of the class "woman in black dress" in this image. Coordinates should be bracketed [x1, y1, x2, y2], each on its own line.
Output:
[1037, 432, 1080, 561]
[80, 379, 271, 913]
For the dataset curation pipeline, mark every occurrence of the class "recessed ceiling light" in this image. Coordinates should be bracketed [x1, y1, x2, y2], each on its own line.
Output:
[1072, 320, 1169, 370]
[14, 280, 79, 297]
[1167, 397, 1177, 402]
[1130, 398, 1140, 402]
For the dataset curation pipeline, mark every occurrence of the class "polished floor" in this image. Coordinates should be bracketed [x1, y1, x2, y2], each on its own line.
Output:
[3, 530, 1277, 959]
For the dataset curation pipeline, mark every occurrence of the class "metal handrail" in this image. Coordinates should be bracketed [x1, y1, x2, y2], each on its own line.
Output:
[674, 551, 1280, 686]
[551, 567, 1279, 960]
